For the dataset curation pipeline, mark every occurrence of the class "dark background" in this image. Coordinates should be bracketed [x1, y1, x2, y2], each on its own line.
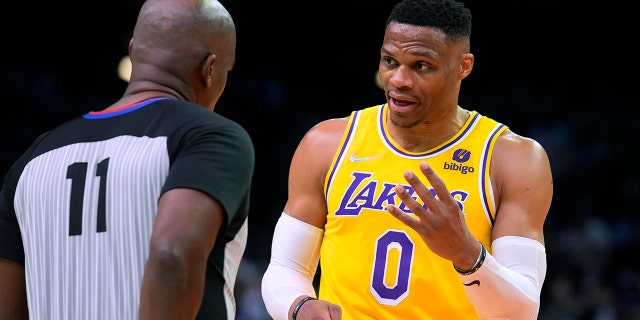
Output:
[2, 1, 637, 319]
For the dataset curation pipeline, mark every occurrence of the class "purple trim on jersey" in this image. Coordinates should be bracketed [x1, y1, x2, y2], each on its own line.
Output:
[325, 110, 361, 200]
[481, 123, 505, 226]
[83, 97, 171, 119]
[379, 105, 481, 157]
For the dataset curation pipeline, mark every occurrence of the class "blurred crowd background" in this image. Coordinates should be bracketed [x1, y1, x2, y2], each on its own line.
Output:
[1, 1, 637, 319]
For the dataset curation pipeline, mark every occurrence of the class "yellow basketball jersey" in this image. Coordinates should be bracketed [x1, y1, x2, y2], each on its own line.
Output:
[320, 104, 507, 319]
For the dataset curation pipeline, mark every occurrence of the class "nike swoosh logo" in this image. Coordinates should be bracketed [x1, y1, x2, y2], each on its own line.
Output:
[463, 280, 480, 287]
[349, 153, 383, 162]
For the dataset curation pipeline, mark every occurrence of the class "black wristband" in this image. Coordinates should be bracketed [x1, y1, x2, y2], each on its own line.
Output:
[292, 296, 317, 320]
[453, 242, 487, 276]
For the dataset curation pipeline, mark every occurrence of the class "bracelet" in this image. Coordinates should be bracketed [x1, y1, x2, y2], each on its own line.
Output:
[453, 242, 486, 276]
[292, 296, 317, 320]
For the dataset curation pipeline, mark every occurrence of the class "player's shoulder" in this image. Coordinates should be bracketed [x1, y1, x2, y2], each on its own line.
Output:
[492, 129, 551, 183]
[309, 116, 349, 134]
[300, 104, 382, 149]
[471, 111, 546, 159]
[495, 129, 548, 158]
[300, 116, 349, 150]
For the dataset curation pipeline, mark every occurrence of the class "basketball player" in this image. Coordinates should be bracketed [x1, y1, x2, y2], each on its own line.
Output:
[261, 0, 552, 319]
[0, 0, 254, 319]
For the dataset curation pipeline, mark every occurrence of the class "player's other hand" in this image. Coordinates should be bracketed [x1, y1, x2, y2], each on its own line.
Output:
[295, 299, 341, 320]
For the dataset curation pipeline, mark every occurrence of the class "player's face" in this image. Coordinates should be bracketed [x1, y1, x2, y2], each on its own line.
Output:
[378, 22, 472, 128]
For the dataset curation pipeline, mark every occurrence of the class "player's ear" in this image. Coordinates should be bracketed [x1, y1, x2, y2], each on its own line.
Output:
[459, 53, 474, 80]
[201, 53, 216, 87]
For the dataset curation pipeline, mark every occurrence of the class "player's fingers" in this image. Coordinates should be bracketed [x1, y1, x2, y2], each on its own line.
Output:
[402, 169, 439, 212]
[418, 162, 458, 207]
[328, 303, 342, 319]
[386, 204, 420, 229]
[393, 184, 430, 219]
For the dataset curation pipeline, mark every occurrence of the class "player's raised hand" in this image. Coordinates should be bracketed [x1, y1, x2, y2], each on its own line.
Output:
[386, 161, 480, 265]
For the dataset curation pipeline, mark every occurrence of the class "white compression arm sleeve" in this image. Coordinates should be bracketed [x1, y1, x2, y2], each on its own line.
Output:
[261, 213, 324, 320]
[460, 236, 547, 320]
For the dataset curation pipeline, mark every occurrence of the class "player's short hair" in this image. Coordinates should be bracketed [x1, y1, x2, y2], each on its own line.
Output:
[386, 0, 472, 42]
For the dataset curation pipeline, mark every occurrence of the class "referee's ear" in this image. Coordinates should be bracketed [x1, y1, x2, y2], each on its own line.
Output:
[200, 53, 216, 88]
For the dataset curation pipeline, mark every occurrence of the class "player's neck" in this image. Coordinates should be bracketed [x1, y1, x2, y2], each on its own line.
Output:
[389, 107, 471, 152]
